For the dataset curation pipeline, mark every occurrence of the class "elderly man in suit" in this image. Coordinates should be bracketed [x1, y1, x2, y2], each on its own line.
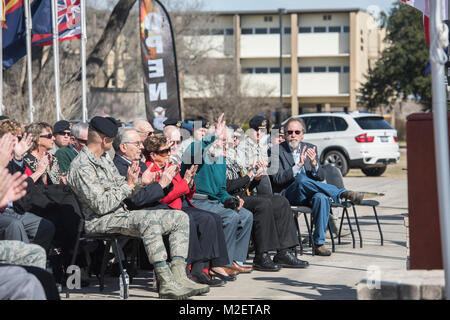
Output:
[270, 117, 364, 256]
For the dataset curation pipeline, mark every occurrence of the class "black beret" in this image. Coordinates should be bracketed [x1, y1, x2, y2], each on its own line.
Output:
[163, 118, 182, 127]
[89, 116, 119, 138]
[249, 115, 267, 130]
[0, 115, 10, 121]
[53, 120, 71, 133]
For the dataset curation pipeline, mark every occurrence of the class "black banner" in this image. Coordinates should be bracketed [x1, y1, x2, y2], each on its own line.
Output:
[140, 0, 181, 131]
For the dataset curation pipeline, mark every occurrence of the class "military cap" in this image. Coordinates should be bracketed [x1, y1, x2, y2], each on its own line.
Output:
[89, 116, 119, 138]
[163, 118, 182, 127]
[272, 124, 284, 135]
[153, 129, 164, 136]
[249, 115, 267, 130]
[53, 120, 71, 134]
[181, 120, 194, 133]
[0, 115, 10, 121]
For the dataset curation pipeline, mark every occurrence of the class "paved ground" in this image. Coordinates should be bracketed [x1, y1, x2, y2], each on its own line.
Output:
[63, 150, 408, 300]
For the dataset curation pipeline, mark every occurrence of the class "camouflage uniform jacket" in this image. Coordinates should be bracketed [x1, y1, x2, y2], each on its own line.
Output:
[66, 146, 142, 221]
[236, 134, 270, 170]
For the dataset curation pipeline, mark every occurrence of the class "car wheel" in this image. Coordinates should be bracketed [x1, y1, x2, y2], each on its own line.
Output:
[323, 150, 349, 176]
[361, 166, 387, 177]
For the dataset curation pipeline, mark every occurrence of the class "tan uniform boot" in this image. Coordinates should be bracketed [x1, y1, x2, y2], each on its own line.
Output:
[154, 265, 197, 299]
[170, 260, 210, 295]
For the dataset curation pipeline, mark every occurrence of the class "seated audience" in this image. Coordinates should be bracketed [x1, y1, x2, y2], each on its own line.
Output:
[55, 122, 89, 174]
[49, 120, 71, 154]
[67, 116, 208, 299]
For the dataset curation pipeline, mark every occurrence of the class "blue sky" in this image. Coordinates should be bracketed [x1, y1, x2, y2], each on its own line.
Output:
[201, 0, 398, 14]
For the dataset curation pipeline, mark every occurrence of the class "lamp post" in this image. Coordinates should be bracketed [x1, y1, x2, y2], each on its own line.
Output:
[278, 8, 287, 125]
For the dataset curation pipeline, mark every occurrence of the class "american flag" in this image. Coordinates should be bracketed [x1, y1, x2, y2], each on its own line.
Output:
[401, 0, 448, 45]
[32, 0, 81, 46]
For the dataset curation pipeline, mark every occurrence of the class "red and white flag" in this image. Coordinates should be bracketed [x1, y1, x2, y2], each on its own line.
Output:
[401, 0, 448, 45]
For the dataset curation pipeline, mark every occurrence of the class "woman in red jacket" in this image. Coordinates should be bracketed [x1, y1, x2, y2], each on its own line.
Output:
[144, 135, 233, 286]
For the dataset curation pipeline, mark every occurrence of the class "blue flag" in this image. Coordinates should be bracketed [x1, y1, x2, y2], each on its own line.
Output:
[2, 0, 51, 69]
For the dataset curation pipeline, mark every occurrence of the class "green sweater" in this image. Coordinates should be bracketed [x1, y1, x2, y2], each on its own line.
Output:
[55, 145, 78, 174]
[181, 135, 231, 204]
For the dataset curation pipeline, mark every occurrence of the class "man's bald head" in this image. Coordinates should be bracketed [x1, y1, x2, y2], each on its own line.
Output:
[132, 119, 154, 143]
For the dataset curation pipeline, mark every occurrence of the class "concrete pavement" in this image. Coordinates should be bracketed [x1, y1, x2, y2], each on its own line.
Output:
[63, 174, 408, 300]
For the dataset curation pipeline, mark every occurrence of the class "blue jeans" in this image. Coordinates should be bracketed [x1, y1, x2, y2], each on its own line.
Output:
[283, 172, 346, 246]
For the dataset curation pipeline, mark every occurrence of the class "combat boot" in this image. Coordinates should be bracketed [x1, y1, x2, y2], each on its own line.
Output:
[170, 260, 210, 295]
[154, 264, 196, 300]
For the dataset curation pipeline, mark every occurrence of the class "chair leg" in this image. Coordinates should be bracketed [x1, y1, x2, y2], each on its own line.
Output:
[99, 241, 111, 292]
[112, 238, 129, 299]
[344, 207, 356, 248]
[351, 205, 363, 248]
[327, 221, 335, 252]
[309, 214, 315, 256]
[338, 209, 345, 244]
[293, 212, 303, 256]
[372, 206, 384, 246]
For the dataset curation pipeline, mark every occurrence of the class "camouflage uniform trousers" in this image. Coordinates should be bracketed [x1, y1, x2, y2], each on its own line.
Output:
[0, 240, 47, 269]
[85, 209, 190, 264]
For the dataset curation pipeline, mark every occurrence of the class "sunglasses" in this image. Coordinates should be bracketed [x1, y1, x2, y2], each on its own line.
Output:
[155, 147, 171, 155]
[287, 130, 303, 135]
[76, 137, 87, 144]
[40, 133, 54, 139]
[56, 132, 71, 137]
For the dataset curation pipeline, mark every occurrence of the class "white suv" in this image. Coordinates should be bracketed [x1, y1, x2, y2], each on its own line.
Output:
[281, 112, 400, 176]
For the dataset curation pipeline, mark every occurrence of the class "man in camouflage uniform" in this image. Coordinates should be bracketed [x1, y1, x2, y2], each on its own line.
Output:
[0, 240, 46, 269]
[66, 116, 207, 299]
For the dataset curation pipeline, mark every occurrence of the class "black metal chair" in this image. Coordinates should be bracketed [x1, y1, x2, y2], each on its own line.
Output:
[66, 213, 139, 299]
[322, 164, 383, 247]
[291, 205, 335, 256]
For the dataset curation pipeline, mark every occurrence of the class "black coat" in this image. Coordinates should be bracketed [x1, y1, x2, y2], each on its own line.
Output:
[269, 141, 324, 194]
[113, 155, 170, 210]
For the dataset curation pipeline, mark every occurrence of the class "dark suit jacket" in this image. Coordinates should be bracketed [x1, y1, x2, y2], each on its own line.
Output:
[270, 140, 325, 194]
[113, 155, 170, 210]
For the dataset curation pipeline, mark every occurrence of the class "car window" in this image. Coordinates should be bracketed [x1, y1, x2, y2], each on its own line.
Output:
[305, 116, 334, 133]
[354, 117, 393, 130]
[332, 116, 348, 131]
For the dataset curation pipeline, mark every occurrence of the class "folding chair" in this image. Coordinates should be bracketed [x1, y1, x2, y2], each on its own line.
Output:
[291, 205, 335, 256]
[323, 164, 383, 247]
[66, 213, 139, 299]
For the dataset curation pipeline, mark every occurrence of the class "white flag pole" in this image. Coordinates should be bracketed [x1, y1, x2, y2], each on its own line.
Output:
[51, 0, 61, 121]
[0, 0, 3, 116]
[430, 0, 450, 299]
[24, 0, 34, 123]
[80, 0, 87, 122]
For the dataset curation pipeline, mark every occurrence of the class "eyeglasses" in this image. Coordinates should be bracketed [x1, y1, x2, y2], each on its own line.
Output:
[287, 130, 303, 135]
[40, 134, 54, 139]
[56, 131, 70, 137]
[76, 137, 87, 144]
[155, 147, 171, 155]
[125, 141, 143, 147]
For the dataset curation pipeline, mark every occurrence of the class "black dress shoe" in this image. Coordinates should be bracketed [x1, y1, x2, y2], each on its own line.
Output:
[273, 251, 309, 268]
[253, 253, 281, 272]
[210, 269, 236, 282]
[190, 272, 225, 287]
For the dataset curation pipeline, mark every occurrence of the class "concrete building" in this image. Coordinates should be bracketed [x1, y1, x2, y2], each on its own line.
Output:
[182, 8, 386, 118]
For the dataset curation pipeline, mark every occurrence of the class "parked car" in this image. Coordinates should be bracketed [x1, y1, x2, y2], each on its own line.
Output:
[281, 112, 400, 176]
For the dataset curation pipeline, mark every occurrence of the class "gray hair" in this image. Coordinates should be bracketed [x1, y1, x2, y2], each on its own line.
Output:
[284, 117, 306, 134]
[113, 127, 139, 151]
[71, 122, 89, 139]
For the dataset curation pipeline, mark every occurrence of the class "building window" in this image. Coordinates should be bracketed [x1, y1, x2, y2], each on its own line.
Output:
[241, 28, 253, 34]
[284, 27, 291, 34]
[269, 28, 280, 34]
[299, 27, 312, 33]
[299, 67, 312, 73]
[328, 26, 341, 33]
[343, 26, 350, 33]
[284, 67, 291, 74]
[269, 67, 280, 73]
[313, 26, 327, 33]
[328, 66, 341, 72]
[313, 66, 327, 72]
[255, 28, 268, 34]
[343, 66, 350, 73]
[323, 15, 332, 20]
[199, 29, 210, 35]
[225, 28, 234, 35]
[211, 29, 224, 35]
[255, 67, 269, 74]
[242, 68, 254, 74]
[264, 16, 273, 22]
